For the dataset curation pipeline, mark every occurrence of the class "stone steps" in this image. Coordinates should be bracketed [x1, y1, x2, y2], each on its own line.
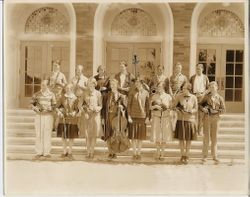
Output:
[6, 153, 244, 165]
[6, 145, 244, 159]
[5, 109, 246, 163]
[6, 127, 245, 138]
[6, 137, 245, 150]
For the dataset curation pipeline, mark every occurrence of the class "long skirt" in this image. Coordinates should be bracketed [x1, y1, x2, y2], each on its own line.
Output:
[57, 123, 79, 139]
[128, 118, 147, 140]
[85, 112, 103, 138]
[174, 120, 197, 141]
[151, 114, 172, 143]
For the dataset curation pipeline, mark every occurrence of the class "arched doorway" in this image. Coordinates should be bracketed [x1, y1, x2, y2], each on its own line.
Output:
[190, 3, 245, 113]
[5, 3, 76, 108]
[93, 3, 174, 78]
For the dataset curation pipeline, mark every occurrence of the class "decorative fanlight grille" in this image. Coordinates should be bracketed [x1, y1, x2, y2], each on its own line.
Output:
[25, 7, 69, 34]
[198, 9, 244, 37]
[111, 8, 157, 36]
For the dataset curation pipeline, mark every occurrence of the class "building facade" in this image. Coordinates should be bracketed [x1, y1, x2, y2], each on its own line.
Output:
[5, 2, 245, 113]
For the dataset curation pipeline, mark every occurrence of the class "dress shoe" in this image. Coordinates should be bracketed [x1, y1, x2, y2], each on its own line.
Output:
[85, 153, 91, 159]
[67, 154, 74, 160]
[61, 153, 68, 158]
[184, 156, 189, 164]
[202, 156, 207, 163]
[213, 157, 220, 164]
[136, 155, 142, 160]
[180, 156, 185, 163]
[43, 154, 51, 158]
[33, 154, 42, 160]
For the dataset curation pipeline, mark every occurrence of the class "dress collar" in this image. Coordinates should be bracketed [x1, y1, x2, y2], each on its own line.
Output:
[64, 93, 76, 99]
[174, 72, 182, 78]
[53, 71, 60, 75]
[195, 73, 203, 77]
[183, 92, 191, 98]
[40, 89, 51, 96]
[120, 71, 128, 76]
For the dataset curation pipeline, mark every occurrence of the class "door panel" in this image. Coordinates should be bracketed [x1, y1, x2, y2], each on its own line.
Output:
[47, 41, 70, 79]
[197, 44, 244, 113]
[20, 41, 70, 108]
[197, 45, 220, 85]
[106, 43, 133, 76]
[221, 45, 244, 112]
[20, 42, 47, 107]
[133, 43, 161, 79]
[106, 42, 161, 78]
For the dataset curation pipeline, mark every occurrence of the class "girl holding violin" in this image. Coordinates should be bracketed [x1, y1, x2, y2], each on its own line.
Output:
[173, 82, 198, 164]
[127, 79, 150, 160]
[56, 83, 79, 160]
[102, 79, 128, 159]
[78, 77, 103, 159]
[150, 82, 173, 160]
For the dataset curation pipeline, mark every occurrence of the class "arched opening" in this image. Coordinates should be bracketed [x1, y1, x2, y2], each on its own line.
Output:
[190, 3, 245, 112]
[93, 3, 174, 78]
[5, 3, 76, 108]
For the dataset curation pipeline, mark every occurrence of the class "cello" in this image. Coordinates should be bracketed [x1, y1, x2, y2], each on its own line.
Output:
[109, 99, 130, 153]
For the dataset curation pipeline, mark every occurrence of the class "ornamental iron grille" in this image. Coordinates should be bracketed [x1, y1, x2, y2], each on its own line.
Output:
[25, 7, 69, 34]
[111, 8, 157, 36]
[198, 9, 244, 37]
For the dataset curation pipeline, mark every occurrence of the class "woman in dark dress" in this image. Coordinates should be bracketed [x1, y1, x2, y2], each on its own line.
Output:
[56, 83, 79, 160]
[94, 65, 110, 128]
[173, 82, 198, 164]
[94, 65, 110, 94]
[127, 79, 150, 160]
[102, 79, 127, 159]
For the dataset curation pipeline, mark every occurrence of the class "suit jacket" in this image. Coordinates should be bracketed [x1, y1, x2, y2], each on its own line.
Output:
[199, 92, 226, 116]
[114, 72, 135, 95]
[149, 74, 170, 94]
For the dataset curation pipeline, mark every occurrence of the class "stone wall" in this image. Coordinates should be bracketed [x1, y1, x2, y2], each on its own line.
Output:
[170, 3, 196, 77]
[73, 3, 97, 77]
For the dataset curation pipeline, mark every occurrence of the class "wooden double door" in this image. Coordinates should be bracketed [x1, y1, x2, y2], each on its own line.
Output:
[20, 41, 70, 107]
[106, 42, 161, 78]
[197, 44, 244, 113]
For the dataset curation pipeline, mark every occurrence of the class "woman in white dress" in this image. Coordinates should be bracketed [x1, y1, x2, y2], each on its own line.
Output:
[150, 82, 173, 160]
[79, 77, 103, 159]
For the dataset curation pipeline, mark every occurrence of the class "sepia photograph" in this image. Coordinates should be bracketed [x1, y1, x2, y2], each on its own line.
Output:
[3, 0, 249, 195]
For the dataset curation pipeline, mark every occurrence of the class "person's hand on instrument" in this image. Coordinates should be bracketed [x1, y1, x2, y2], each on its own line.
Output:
[128, 116, 133, 123]
[202, 107, 209, 114]
[32, 106, 40, 113]
[69, 111, 76, 117]
[153, 105, 162, 110]
[210, 109, 218, 114]
[76, 111, 82, 117]
[119, 87, 129, 92]
[145, 118, 150, 124]
[118, 104, 124, 110]
[100, 87, 107, 91]
[85, 113, 89, 120]
[57, 111, 64, 118]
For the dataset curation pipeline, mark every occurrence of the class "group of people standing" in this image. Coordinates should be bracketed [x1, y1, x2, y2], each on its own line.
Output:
[31, 60, 225, 164]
